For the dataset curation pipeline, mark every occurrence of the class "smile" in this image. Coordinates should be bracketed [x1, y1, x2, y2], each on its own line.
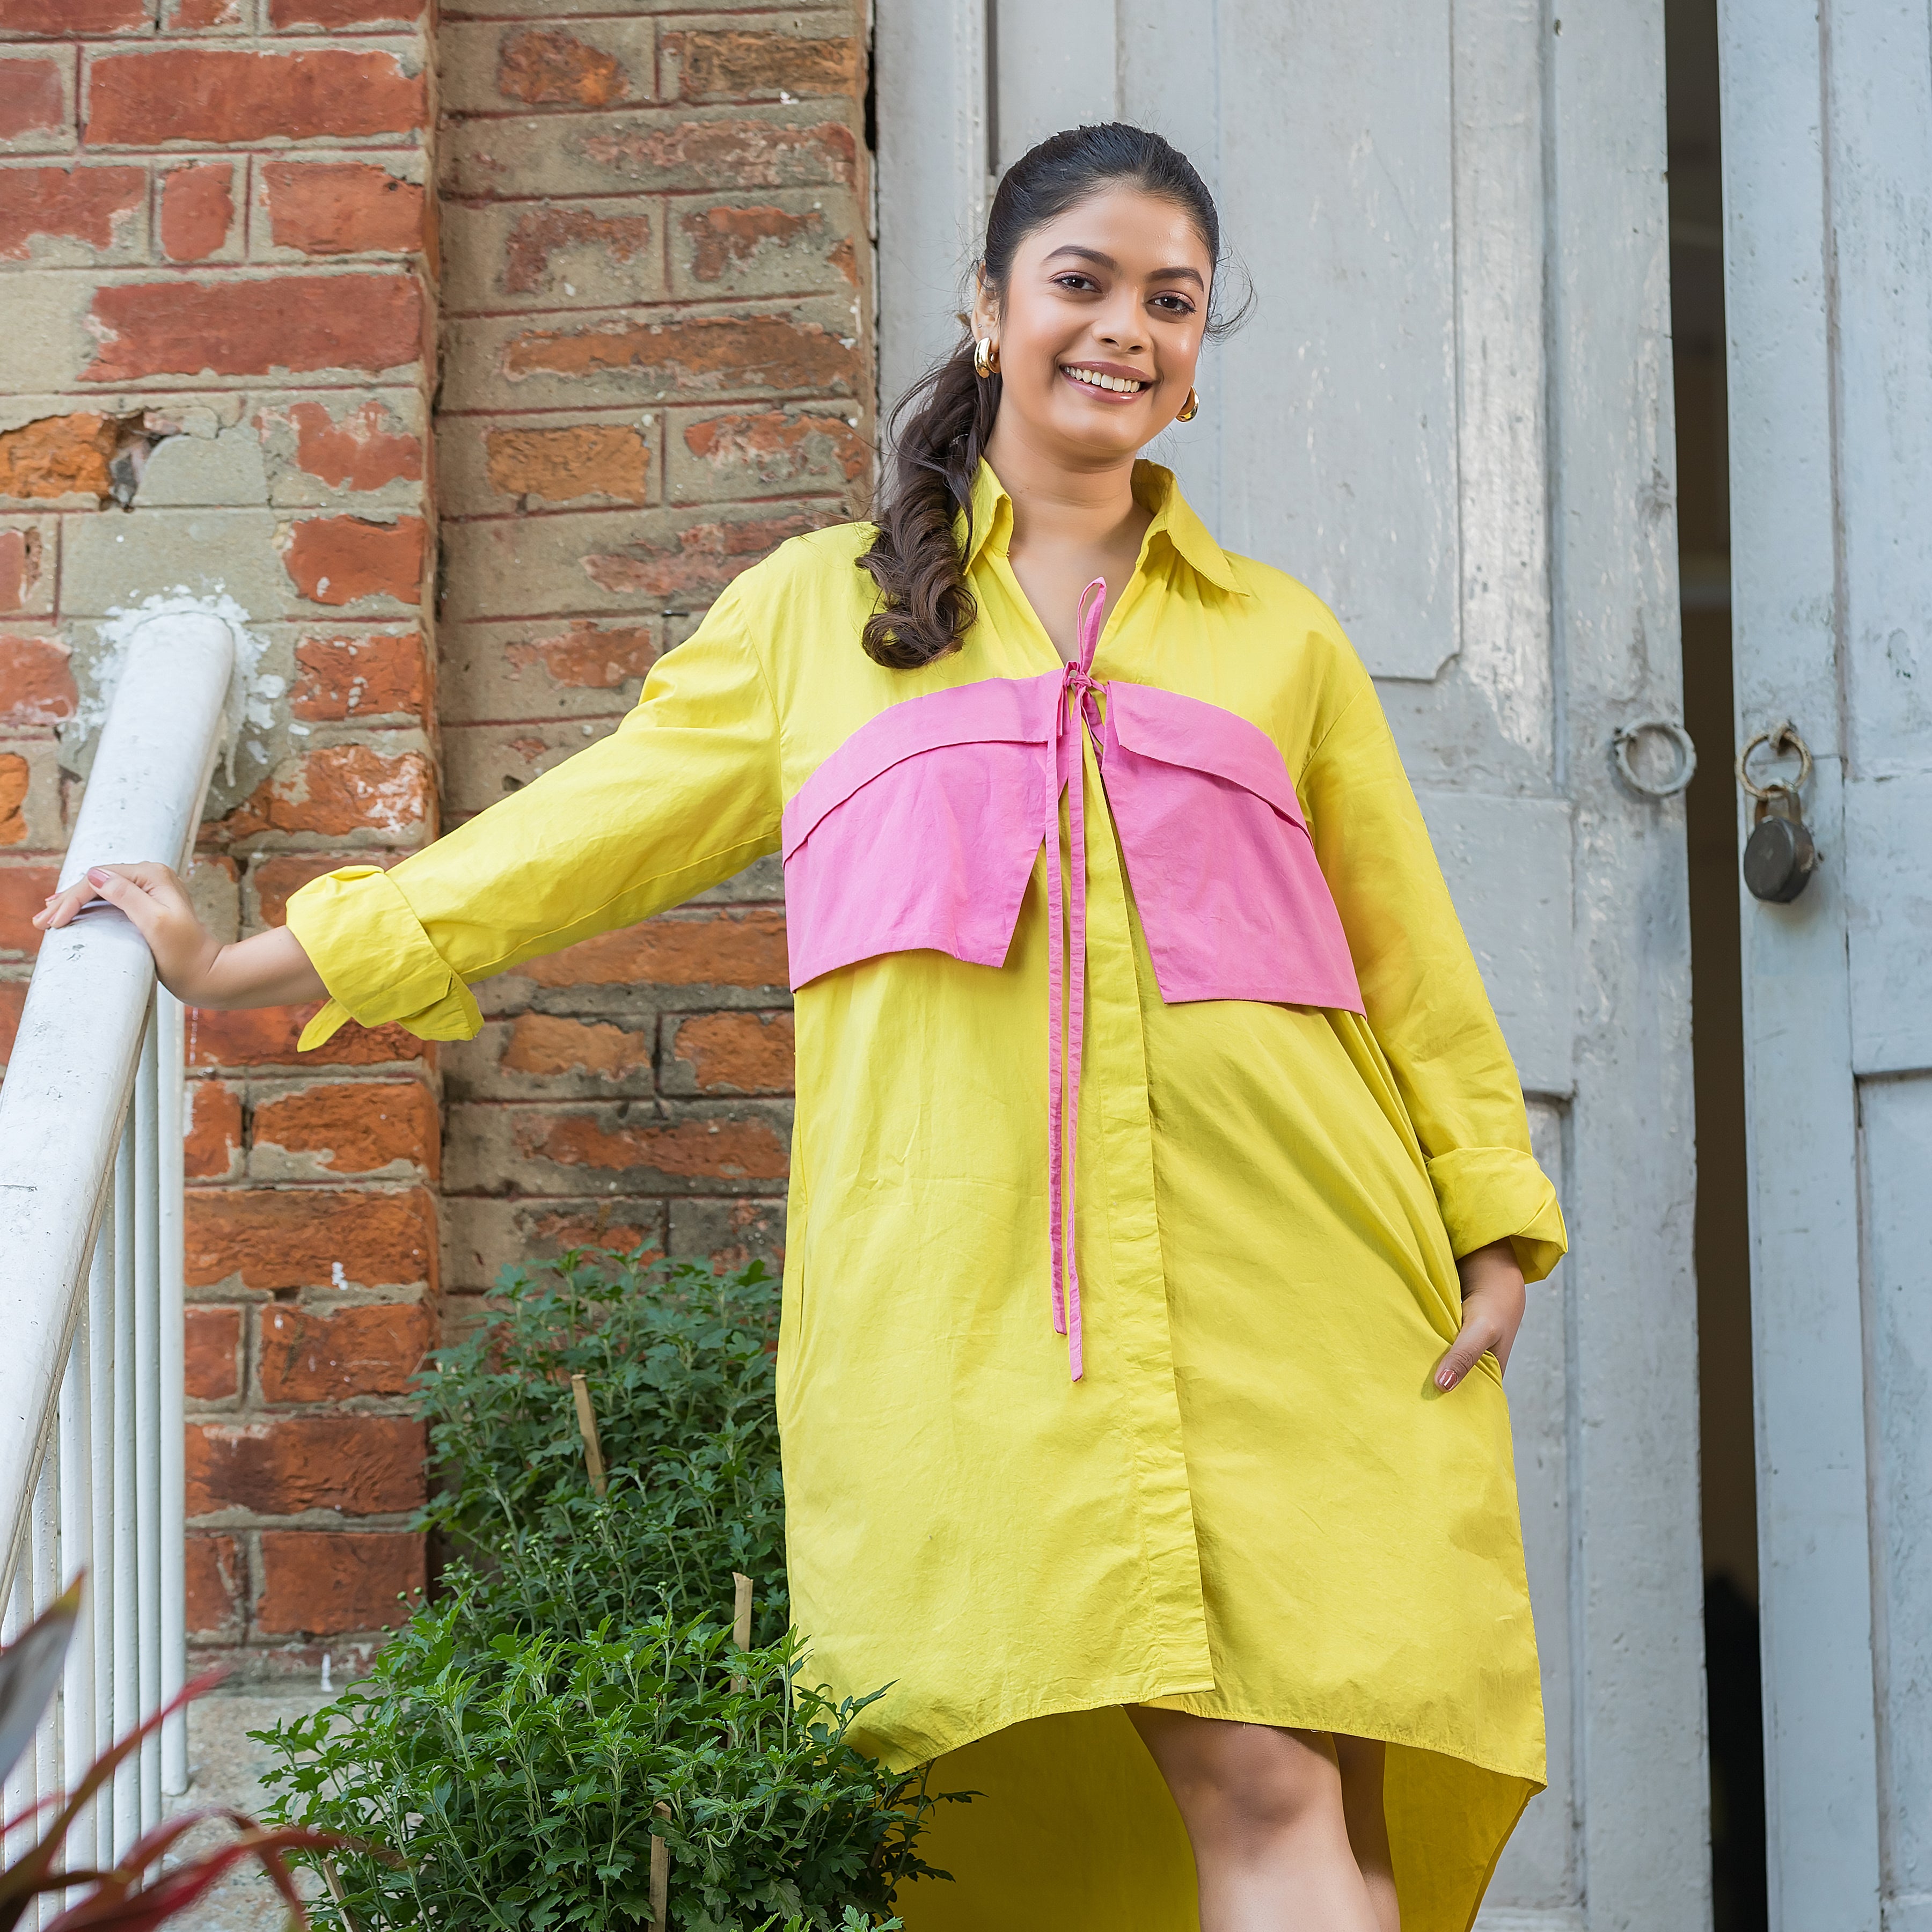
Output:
[1062, 365, 1149, 396]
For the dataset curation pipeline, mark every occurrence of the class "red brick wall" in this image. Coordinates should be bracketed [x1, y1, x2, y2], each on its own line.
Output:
[0, 0, 869, 1678]
[0, 0, 440, 1680]
[431, 6, 868, 1319]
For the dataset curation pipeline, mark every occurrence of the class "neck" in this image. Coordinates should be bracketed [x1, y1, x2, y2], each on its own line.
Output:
[982, 419, 1143, 557]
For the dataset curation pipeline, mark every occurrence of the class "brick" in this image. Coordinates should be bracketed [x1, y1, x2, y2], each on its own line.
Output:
[506, 204, 654, 301]
[668, 1192, 785, 1272]
[0, 633, 75, 721]
[581, 508, 823, 601]
[0, 58, 67, 144]
[0, 978, 24, 1064]
[184, 1078, 242, 1180]
[184, 1304, 242, 1400]
[254, 1530, 425, 1638]
[663, 29, 861, 103]
[258, 1299, 430, 1404]
[675, 201, 845, 291]
[262, 161, 425, 258]
[443, 200, 661, 313]
[185, 1002, 427, 1069]
[0, 165, 145, 262]
[0, 416, 119, 504]
[85, 275, 425, 383]
[0, 753, 27, 845]
[88, 50, 425, 147]
[187, 1415, 426, 1517]
[284, 400, 421, 490]
[670, 407, 864, 503]
[505, 1013, 653, 1081]
[166, 0, 245, 25]
[443, 507, 835, 627]
[512, 1104, 790, 1185]
[280, 514, 425, 606]
[247, 849, 393, 925]
[0, 862, 56, 955]
[184, 1185, 436, 1291]
[0, 0, 150, 32]
[485, 422, 649, 506]
[184, 1533, 243, 1641]
[525, 907, 787, 991]
[0, 528, 44, 613]
[442, 718, 603, 818]
[436, 619, 658, 724]
[503, 312, 858, 397]
[217, 743, 433, 842]
[442, 109, 855, 202]
[504, 620, 656, 691]
[497, 25, 639, 107]
[159, 162, 234, 263]
[290, 632, 426, 722]
[664, 1010, 793, 1095]
[444, 1197, 663, 1295]
[267, 0, 425, 24]
[252, 1079, 437, 1179]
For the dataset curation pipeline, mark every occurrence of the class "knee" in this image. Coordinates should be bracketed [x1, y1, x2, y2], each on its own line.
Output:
[1169, 1725, 1344, 1848]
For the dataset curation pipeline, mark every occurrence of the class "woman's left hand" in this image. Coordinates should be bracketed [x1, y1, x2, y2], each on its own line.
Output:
[1435, 1240, 1526, 1391]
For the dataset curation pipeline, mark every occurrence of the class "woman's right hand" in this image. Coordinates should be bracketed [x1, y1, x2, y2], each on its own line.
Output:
[32, 863, 327, 1010]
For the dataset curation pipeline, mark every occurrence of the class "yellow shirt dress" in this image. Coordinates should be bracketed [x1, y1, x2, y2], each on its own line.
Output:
[288, 460, 1567, 1932]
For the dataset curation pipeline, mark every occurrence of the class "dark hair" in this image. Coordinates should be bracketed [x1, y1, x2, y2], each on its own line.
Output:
[857, 123, 1240, 670]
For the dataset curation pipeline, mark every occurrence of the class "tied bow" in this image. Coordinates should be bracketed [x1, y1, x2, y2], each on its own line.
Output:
[1045, 578, 1110, 1382]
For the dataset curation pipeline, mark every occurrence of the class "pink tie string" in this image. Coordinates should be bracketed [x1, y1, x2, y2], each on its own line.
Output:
[1045, 577, 1108, 1382]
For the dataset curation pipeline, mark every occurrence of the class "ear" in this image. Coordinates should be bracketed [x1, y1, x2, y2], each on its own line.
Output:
[969, 267, 998, 342]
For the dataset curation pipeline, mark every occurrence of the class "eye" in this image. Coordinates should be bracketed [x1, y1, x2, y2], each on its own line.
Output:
[1151, 292, 1197, 316]
[1052, 273, 1100, 292]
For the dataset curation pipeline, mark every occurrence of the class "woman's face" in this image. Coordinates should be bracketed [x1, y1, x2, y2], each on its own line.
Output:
[972, 184, 1213, 467]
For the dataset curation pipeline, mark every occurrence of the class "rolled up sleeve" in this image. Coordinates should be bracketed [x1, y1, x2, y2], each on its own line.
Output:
[1300, 663, 1569, 1286]
[285, 573, 784, 1051]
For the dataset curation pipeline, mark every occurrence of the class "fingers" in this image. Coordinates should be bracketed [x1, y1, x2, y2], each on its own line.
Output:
[31, 863, 182, 938]
[1434, 1309, 1502, 1393]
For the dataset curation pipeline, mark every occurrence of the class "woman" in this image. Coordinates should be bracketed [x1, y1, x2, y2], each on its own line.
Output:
[39, 125, 1563, 1932]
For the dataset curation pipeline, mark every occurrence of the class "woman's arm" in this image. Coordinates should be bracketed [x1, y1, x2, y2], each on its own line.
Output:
[33, 862, 326, 1008]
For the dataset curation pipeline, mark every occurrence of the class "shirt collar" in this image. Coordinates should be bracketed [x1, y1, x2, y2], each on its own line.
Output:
[958, 458, 1248, 596]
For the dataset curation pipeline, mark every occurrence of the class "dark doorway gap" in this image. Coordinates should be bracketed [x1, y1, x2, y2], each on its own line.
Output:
[1664, 2, 1767, 1926]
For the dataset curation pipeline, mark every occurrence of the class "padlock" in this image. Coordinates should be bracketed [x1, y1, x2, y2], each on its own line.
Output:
[1737, 723, 1819, 904]
[1742, 787, 1818, 903]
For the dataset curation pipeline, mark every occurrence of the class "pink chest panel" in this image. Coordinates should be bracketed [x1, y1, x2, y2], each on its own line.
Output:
[779, 670, 1364, 1016]
[779, 584, 1363, 1384]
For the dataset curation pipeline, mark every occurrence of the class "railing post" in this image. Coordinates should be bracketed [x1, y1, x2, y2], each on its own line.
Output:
[157, 989, 187, 1800]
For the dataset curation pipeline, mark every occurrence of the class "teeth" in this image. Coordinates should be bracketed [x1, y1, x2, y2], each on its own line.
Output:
[1067, 366, 1144, 393]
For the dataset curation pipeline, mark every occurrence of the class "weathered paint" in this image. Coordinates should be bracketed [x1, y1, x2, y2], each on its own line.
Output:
[1721, 0, 1932, 1922]
[876, 2, 1707, 1923]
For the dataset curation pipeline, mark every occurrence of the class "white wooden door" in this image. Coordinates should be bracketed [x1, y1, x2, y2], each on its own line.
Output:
[1718, 5, 1932, 1926]
[877, 4, 1710, 1925]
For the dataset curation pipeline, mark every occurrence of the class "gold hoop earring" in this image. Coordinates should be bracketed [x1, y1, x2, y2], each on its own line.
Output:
[1176, 386, 1201, 422]
[974, 335, 1000, 379]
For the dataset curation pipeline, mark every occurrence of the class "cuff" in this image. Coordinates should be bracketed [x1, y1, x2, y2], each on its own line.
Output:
[284, 865, 484, 1051]
[1425, 1145, 1569, 1285]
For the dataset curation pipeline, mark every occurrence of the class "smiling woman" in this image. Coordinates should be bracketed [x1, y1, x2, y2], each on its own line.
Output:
[36, 123, 1563, 1932]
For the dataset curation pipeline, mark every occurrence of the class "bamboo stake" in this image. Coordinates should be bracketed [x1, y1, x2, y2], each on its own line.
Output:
[319, 1852, 360, 1932]
[568, 1372, 607, 1497]
[730, 1570, 752, 1691]
[649, 1802, 671, 1932]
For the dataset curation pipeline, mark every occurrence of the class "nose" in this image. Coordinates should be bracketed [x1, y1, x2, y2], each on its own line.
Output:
[1093, 290, 1146, 354]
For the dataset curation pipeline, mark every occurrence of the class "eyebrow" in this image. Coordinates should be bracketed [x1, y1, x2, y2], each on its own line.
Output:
[1042, 244, 1206, 289]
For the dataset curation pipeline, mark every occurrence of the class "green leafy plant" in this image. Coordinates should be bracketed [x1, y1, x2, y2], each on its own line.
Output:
[0, 1582, 362, 1931]
[256, 1253, 963, 1931]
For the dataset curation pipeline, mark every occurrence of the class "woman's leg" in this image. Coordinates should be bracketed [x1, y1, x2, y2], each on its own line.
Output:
[1125, 1707, 1385, 1932]
[1334, 1734, 1399, 1932]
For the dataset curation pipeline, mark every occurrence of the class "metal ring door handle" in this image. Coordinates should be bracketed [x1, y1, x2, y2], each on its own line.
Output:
[1613, 719, 1699, 797]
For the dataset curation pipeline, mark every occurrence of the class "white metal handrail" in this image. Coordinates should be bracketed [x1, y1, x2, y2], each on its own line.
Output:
[0, 611, 237, 1893]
